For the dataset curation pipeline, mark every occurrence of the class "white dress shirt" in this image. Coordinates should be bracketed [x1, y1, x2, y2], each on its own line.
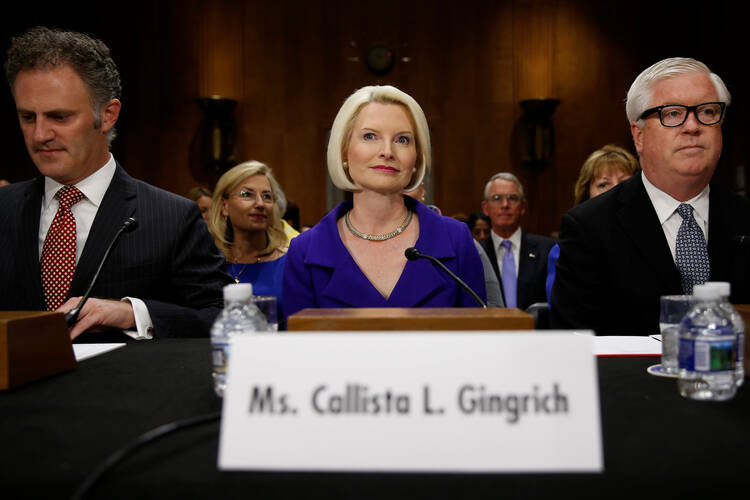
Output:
[490, 226, 522, 277]
[39, 154, 154, 340]
[641, 171, 709, 262]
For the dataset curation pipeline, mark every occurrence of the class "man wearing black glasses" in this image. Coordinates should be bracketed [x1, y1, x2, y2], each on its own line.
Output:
[550, 57, 750, 335]
[480, 172, 554, 311]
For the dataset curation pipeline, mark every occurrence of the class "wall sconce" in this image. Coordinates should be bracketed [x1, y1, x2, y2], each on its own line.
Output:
[196, 96, 238, 173]
[516, 98, 559, 169]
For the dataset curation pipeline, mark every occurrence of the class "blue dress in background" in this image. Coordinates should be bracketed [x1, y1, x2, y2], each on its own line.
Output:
[227, 254, 287, 328]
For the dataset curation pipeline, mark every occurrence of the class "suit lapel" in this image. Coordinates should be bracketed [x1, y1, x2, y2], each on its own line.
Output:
[518, 232, 540, 309]
[707, 185, 731, 280]
[18, 178, 46, 308]
[68, 165, 136, 297]
[615, 175, 681, 291]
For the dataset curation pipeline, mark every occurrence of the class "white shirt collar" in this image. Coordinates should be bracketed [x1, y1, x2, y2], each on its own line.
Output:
[43, 154, 117, 209]
[491, 226, 522, 252]
[641, 170, 709, 225]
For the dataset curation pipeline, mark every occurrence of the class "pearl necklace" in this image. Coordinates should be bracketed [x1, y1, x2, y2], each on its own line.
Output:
[344, 209, 413, 241]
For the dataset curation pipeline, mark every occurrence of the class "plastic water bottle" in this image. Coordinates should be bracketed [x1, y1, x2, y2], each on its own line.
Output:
[211, 283, 268, 397]
[677, 283, 737, 401]
[707, 281, 745, 387]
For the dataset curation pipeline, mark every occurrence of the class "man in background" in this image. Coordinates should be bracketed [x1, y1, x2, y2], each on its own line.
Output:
[480, 173, 554, 310]
[0, 27, 231, 340]
[550, 57, 750, 335]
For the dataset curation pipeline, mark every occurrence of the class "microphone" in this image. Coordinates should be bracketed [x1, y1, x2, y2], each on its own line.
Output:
[65, 217, 138, 327]
[404, 247, 487, 308]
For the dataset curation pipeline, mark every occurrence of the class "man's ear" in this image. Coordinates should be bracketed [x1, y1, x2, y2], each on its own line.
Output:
[630, 121, 644, 155]
[100, 99, 121, 133]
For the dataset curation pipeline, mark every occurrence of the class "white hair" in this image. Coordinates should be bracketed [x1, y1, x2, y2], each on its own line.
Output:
[483, 172, 525, 200]
[626, 57, 731, 124]
[327, 85, 431, 192]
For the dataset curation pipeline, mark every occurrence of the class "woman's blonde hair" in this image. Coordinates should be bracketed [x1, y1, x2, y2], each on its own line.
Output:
[207, 160, 287, 258]
[327, 85, 431, 192]
[574, 145, 639, 205]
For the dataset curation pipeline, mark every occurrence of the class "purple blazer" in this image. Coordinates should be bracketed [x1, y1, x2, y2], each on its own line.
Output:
[282, 196, 486, 318]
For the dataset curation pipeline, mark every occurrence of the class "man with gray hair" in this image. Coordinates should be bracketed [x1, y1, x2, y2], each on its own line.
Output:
[550, 57, 750, 335]
[480, 172, 554, 310]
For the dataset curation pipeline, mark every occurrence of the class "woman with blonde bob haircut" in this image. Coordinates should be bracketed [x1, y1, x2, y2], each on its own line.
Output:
[207, 161, 289, 320]
[283, 85, 485, 317]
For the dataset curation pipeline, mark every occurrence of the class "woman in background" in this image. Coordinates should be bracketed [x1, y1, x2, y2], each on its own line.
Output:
[283, 85, 485, 318]
[467, 211, 491, 242]
[547, 144, 639, 302]
[186, 186, 212, 221]
[207, 161, 288, 318]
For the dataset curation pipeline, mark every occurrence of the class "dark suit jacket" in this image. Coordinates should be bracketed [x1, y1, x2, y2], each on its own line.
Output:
[0, 164, 232, 338]
[549, 174, 750, 335]
[480, 231, 555, 311]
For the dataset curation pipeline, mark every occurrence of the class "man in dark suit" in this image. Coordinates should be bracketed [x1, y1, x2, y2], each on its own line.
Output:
[550, 57, 750, 335]
[480, 173, 555, 310]
[0, 27, 231, 340]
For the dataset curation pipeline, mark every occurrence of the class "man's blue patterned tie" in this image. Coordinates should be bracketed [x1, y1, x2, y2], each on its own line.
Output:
[675, 203, 710, 294]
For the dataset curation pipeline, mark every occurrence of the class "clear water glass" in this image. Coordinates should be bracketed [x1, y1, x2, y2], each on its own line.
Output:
[660, 295, 694, 374]
[253, 295, 278, 331]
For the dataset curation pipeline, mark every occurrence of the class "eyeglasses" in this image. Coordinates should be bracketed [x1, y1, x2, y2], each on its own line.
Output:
[639, 102, 726, 127]
[230, 189, 274, 204]
[487, 194, 523, 205]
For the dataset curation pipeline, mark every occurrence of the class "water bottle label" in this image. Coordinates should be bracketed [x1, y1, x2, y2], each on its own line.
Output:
[212, 343, 229, 373]
[679, 338, 735, 372]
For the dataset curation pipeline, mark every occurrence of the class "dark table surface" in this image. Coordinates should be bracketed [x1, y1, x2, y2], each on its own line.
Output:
[1, 338, 748, 500]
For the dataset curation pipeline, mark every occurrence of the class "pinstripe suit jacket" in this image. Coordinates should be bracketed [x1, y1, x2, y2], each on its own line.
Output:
[0, 164, 232, 338]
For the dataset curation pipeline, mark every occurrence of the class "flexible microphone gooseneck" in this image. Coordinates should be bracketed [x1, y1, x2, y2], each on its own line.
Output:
[65, 217, 139, 327]
[404, 247, 487, 308]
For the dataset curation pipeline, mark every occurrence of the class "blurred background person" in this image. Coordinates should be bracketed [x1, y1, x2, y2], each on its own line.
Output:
[273, 185, 300, 243]
[283, 85, 485, 317]
[467, 211, 491, 242]
[207, 161, 288, 320]
[480, 173, 554, 311]
[186, 186, 212, 222]
[405, 180, 442, 215]
[574, 144, 640, 205]
[546, 144, 639, 301]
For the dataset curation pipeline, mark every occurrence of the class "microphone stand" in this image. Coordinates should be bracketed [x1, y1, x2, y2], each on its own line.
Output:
[405, 247, 487, 308]
[65, 217, 138, 327]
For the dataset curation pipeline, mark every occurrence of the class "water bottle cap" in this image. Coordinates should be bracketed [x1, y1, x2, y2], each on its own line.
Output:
[704, 281, 730, 297]
[693, 283, 720, 301]
[223, 283, 253, 301]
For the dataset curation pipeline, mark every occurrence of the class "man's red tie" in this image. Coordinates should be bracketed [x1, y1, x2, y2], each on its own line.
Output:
[41, 185, 85, 311]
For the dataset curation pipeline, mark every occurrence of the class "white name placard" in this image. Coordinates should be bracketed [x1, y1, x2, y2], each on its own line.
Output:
[218, 331, 602, 473]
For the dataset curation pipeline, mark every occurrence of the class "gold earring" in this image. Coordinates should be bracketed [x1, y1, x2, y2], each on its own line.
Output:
[343, 161, 349, 169]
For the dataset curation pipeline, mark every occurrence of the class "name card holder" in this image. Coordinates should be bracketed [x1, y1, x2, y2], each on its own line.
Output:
[0, 311, 75, 390]
[219, 331, 602, 473]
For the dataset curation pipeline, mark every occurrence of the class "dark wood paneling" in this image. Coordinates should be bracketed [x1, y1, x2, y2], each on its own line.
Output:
[1, 0, 746, 236]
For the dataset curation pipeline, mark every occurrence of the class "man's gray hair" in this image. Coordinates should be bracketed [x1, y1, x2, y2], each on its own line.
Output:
[484, 172, 525, 200]
[625, 57, 731, 124]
